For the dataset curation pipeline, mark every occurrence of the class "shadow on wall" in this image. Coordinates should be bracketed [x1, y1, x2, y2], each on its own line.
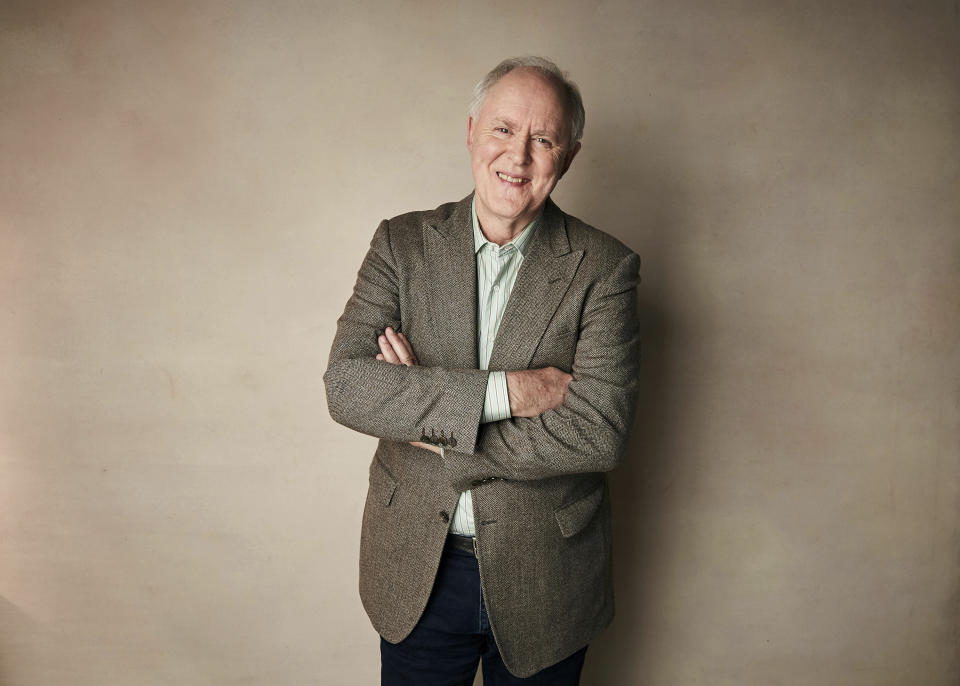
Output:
[564, 122, 691, 684]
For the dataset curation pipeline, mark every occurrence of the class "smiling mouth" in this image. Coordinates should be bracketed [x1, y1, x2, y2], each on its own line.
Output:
[497, 171, 530, 185]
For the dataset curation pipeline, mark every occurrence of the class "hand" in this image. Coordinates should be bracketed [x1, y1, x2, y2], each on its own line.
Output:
[374, 327, 441, 453]
[506, 367, 572, 418]
[375, 326, 418, 366]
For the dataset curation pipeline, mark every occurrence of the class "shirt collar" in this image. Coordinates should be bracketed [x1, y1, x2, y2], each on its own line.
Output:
[471, 196, 539, 257]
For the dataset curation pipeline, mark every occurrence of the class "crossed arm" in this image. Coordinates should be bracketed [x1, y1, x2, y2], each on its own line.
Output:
[323, 218, 640, 487]
[373, 326, 572, 454]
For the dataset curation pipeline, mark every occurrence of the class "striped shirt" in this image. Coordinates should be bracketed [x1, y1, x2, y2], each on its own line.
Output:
[449, 198, 539, 536]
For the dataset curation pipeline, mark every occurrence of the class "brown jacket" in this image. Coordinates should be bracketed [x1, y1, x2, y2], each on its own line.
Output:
[324, 194, 640, 677]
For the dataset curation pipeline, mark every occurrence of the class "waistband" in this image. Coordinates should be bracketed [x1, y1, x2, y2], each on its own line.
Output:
[445, 533, 476, 556]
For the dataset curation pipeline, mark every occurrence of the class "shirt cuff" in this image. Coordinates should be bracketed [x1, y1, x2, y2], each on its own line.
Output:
[481, 371, 512, 423]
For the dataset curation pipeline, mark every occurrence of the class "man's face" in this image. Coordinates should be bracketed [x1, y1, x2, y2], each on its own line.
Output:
[468, 68, 581, 235]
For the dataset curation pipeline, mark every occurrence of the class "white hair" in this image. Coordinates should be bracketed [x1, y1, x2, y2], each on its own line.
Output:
[468, 56, 586, 146]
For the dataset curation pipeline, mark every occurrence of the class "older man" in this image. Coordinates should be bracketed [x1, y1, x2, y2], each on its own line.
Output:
[324, 56, 640, 684]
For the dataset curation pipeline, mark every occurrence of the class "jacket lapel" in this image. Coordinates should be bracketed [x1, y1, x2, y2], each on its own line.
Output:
[487, 200, 584, 371]
[424, 195, 478, 369]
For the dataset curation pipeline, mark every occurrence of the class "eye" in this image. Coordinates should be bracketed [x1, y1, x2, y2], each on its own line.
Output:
[495, 127, 509, 134]
[535, 137, 553, 148]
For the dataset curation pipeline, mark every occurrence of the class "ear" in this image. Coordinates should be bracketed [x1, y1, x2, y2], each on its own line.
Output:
[559, 141, 581, 178]
[466, 116, 475, 152]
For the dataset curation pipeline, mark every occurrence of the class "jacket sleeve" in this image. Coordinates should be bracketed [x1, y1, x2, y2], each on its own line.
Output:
[323, 218, 490, 450]
[439, 251, 641, 489]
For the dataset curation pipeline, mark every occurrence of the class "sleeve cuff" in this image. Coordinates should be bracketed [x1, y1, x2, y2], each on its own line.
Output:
[481, 371, 512, 424]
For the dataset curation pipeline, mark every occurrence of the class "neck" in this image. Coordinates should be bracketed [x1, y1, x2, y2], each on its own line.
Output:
[474, 202, 542, 247]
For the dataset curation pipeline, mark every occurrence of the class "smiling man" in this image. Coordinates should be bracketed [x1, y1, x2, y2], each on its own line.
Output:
[324, 56, 641, 685]
[468, 65, 579, 243]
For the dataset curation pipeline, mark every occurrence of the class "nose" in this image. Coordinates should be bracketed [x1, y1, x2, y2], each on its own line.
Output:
[507, 135, 531, 165]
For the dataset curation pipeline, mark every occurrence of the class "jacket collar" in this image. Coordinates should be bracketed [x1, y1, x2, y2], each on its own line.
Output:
[425, 193, 583, 371]
[434, 193, 573, 259]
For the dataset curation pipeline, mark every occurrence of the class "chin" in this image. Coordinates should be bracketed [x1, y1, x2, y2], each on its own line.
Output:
[495, 192, 532, 211]
[493, 203, 529, 222]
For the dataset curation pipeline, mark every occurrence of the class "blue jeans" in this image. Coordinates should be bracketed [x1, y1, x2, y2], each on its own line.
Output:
[380, 536, 587, 685]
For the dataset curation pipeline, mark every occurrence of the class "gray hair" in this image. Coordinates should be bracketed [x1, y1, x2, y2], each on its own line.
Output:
[468, 56, 586, 146]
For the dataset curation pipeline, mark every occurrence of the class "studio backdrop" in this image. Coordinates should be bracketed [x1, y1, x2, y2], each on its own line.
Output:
[1, 2, 957, 685]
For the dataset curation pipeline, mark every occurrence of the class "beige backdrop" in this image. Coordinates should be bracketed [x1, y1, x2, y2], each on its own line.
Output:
[2, 1, 958, 684]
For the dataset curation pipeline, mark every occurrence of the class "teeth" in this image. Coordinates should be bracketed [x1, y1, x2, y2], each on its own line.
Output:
[497, 172, 527, 184]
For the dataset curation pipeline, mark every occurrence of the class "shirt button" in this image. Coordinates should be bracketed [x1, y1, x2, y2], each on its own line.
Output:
[439, 511, 450, 523]
[493, 285, 499, 291]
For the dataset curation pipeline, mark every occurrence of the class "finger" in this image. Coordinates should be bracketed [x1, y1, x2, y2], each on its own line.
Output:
[385, 327, 412, 362]
[397, 332, 419, 365]
[385, 327, 416, 366]
[378, 334, 401, 364]
[376, 353, 385, 361]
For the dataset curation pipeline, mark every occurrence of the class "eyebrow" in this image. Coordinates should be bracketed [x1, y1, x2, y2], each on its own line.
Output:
[491, 117, 520, 130]
[491, 117, 559, 140]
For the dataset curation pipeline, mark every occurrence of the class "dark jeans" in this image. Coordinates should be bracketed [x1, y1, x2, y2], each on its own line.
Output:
[380, 536, 587, 686]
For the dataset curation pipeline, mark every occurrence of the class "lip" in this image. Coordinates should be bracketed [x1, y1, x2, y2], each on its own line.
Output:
[496, 171, 530, 185]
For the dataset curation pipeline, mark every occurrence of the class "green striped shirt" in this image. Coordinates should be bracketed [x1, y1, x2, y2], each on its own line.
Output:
[450, 197, 539, 536]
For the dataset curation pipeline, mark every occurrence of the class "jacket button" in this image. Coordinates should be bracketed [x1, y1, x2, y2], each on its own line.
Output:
[439, 511, 449, 523]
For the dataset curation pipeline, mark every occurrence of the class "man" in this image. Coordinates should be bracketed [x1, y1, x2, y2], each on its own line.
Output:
[324, 56, 640, 684]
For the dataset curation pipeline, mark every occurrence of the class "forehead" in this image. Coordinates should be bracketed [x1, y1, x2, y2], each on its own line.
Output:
[478, 68, 568, 133]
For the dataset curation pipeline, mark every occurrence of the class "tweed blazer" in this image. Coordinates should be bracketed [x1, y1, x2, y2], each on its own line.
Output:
[324, 193, 640, 677]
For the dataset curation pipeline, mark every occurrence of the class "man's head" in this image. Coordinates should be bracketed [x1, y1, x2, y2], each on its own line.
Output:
[467, 57, 584, 237]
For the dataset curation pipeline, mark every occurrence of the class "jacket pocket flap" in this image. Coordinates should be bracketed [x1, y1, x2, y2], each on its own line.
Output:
[370, 459, 398, 507]
[554, 482, 604, 538]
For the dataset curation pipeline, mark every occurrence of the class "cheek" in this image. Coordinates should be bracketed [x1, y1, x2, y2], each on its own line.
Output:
[476, 137, 503, 158]
[534, 161, 562, 185]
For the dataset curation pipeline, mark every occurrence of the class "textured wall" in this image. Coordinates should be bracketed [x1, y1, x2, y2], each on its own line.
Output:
[1, 1, 957, 684]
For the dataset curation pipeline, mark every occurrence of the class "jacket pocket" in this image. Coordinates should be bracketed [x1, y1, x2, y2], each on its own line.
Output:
[554, 481, 605, 538]
[369, 458, 398, 507]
